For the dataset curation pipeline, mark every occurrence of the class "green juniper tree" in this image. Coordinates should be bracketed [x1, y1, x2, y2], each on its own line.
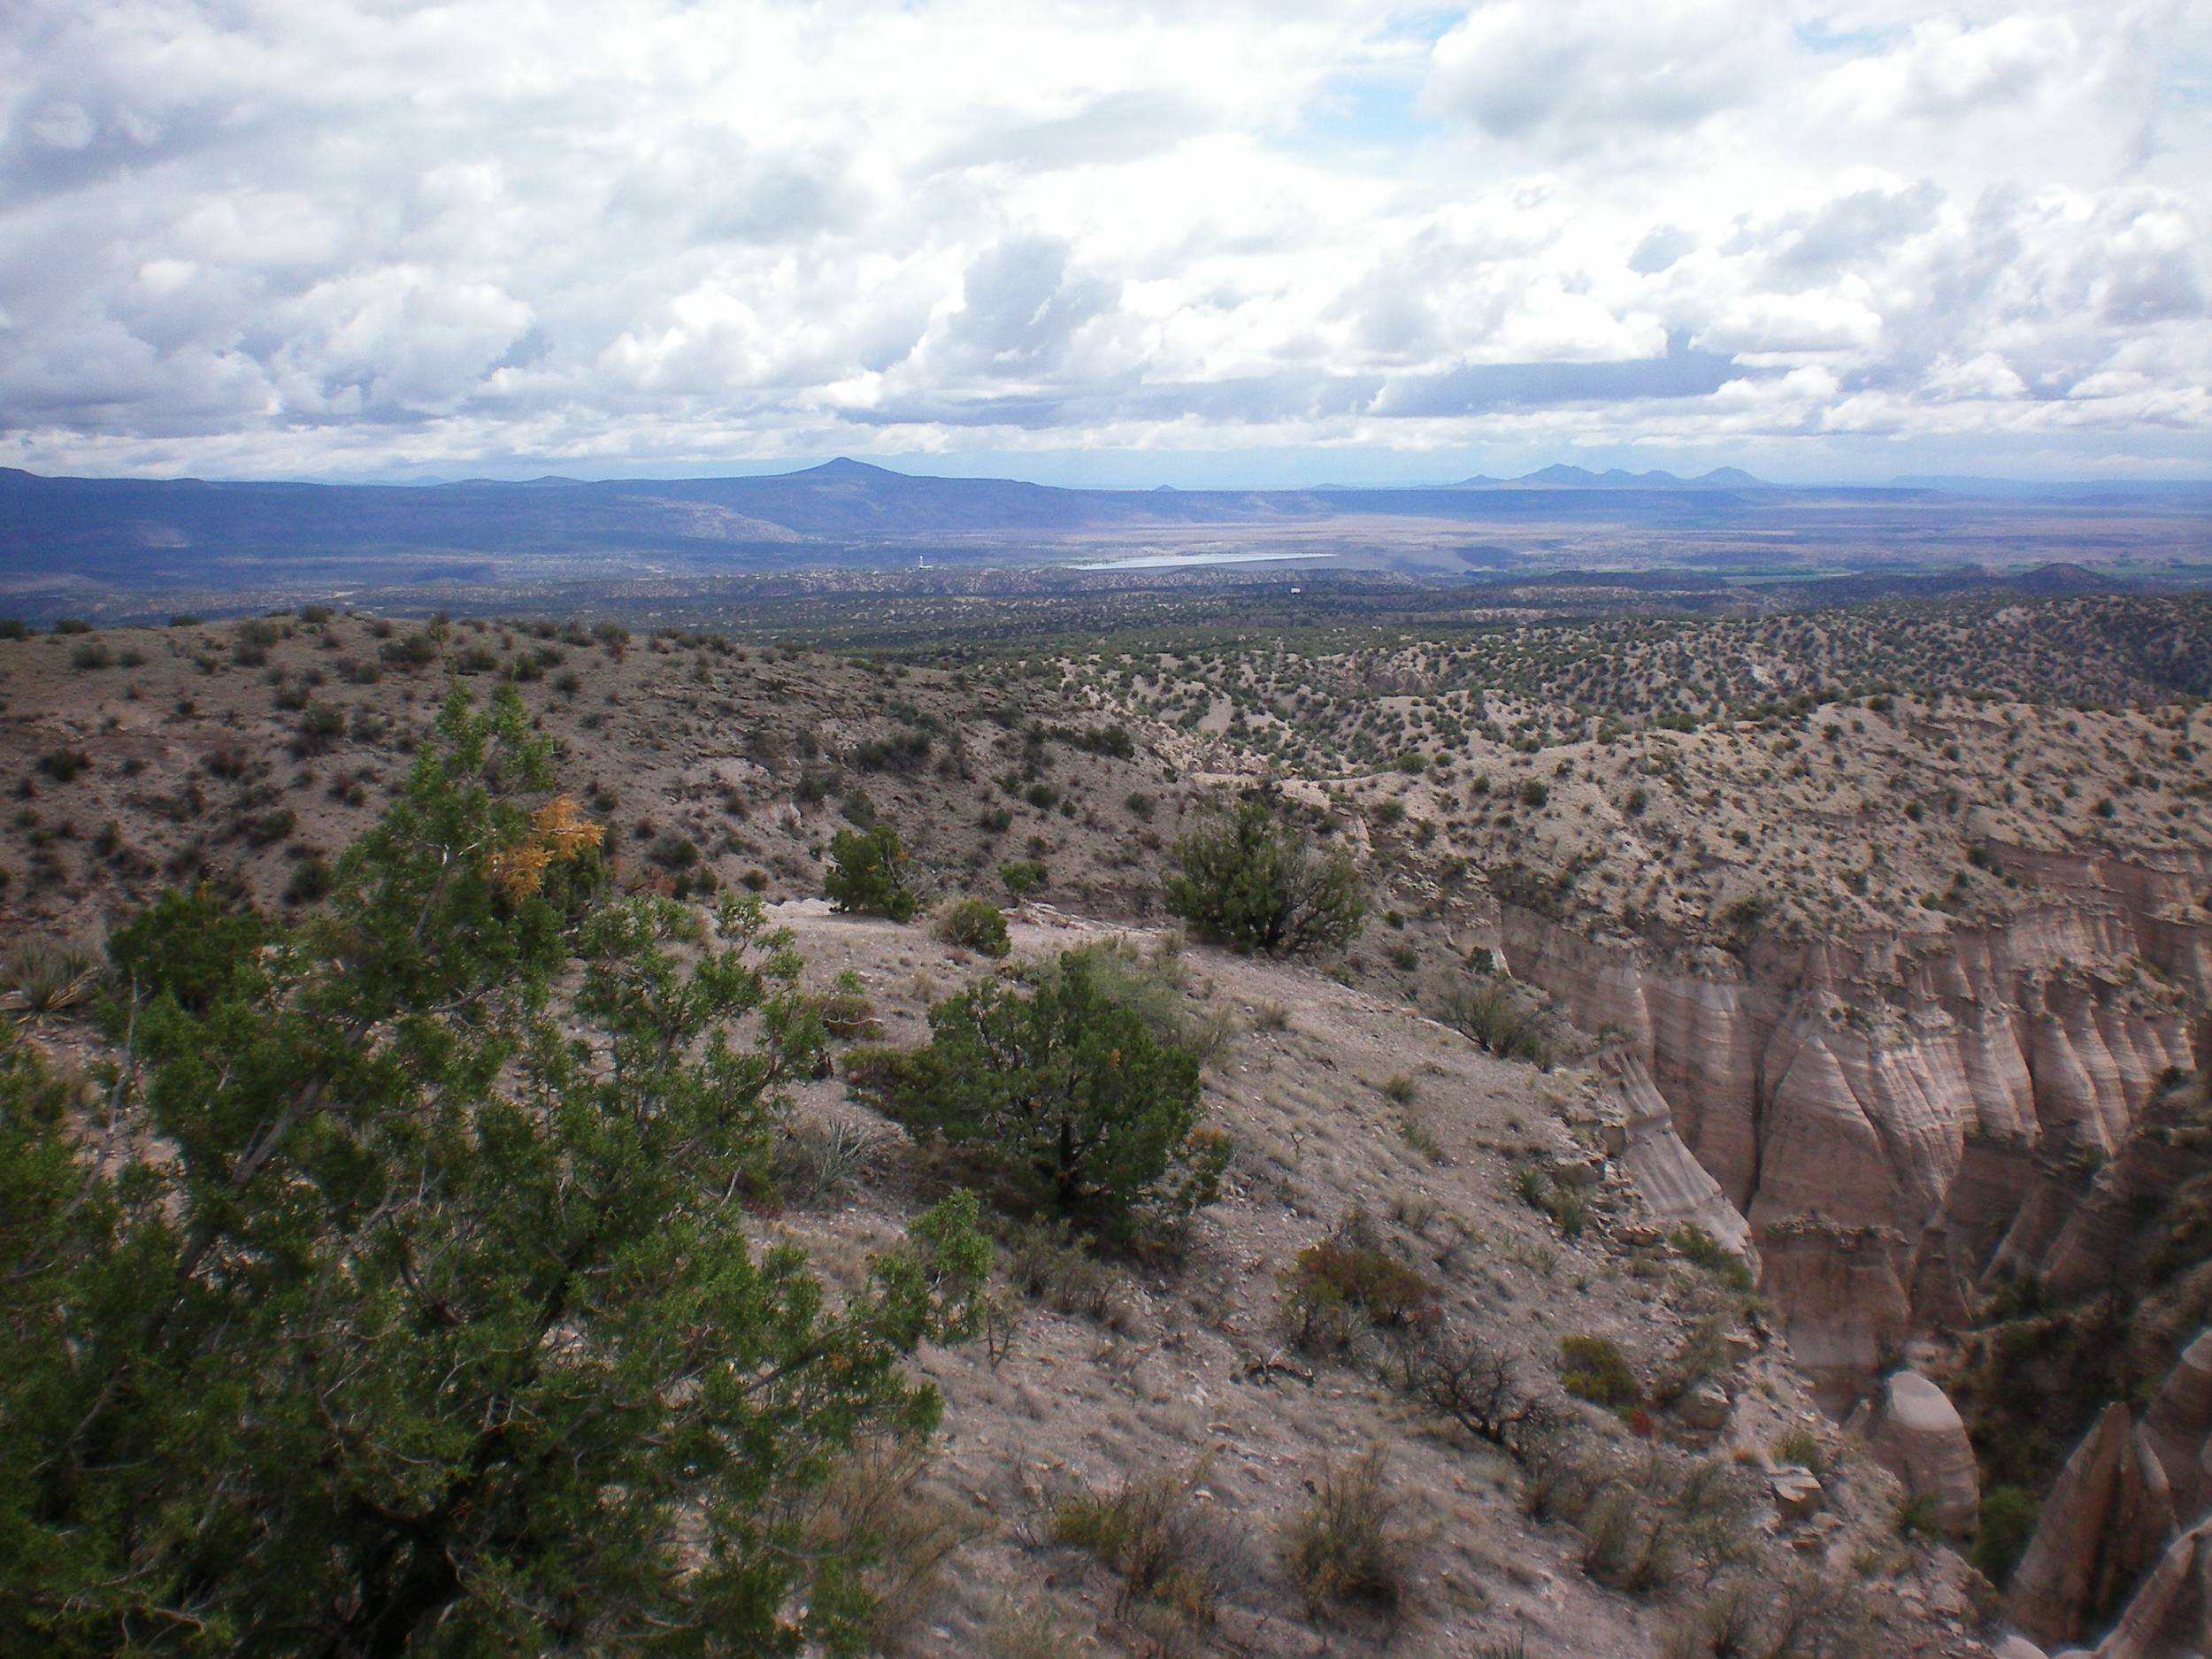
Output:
[1164, 794, 1364, 956]
[0, 685, 988, 1658]
[852, 949, 1228, 1232]
[823, 823, 918, 922]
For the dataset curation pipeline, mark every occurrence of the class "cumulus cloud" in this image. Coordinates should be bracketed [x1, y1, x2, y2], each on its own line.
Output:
[0, 0, 2206, 479]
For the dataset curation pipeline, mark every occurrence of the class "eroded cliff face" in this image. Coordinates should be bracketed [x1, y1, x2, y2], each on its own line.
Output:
[1498, 841, 2212, 1405]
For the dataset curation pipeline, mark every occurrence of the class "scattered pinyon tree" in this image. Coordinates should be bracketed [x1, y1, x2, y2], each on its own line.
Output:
[1, 686, 990, 1657]
[1164, 794, 1363, 956]
[851, 947, 1229, 1231]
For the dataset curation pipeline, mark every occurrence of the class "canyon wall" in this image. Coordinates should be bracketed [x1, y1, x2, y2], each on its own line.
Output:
[1500, 841, 2212, 1404]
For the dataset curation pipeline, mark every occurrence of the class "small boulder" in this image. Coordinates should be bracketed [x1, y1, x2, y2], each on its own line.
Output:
[1677, 1381, 1732, 1432]
[1770, 1465, 1824, 1522]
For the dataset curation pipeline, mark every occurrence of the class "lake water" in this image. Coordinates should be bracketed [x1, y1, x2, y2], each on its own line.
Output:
[1070, 550, 1337, 571]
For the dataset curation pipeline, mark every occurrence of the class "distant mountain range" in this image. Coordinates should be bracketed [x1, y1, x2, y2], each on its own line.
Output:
[2, 457, 2206, 597]
[1452, 464, 1770, 489]
[0, 456, 1794, 586]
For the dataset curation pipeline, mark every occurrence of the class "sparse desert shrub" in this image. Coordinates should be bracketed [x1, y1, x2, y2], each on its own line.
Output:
[810, 969, 881, 1041]
[824, 823, 918, 922]
[380, 631, 439, 668]
[1433, 975, 1549, 1064]
[0, 938, 104, 1016]
[1284, 1214, 1438, 1353]
[1394, 1325, 1560, 1455]
[245, 808, 296, 848]
[1559, 1334, 1640, 1407]
[849, 948, 1227, 1229]
[1770, 1425, 1829, 1475]
[998, 857, 1045, 899]
[1003, 1220, 1132, 1326]
[1512, 1164, 1586, 1235]
[1662, 1568, 1871, 1658]
[772, 1118, 881, 1204]
[1578, 1455, 1759, 1600]
[1670, 1223, 1755, 1292]
[647, 833, 699, 872]
[984, 1597, 1072, 1659]
[68, 641, 112, 671]
[800, 1437, 983, 1652]
[1164, 793, 1363, 956]
[852, 729, 933, 773]
[295, 702, 346, 755]
[939, 896, 1010, 957]
[36, 749, 91, 782]
[1281, 1449, 1415, 1620]
[52, 617, 92, 634]
[1052, 1457, 1241, 1623]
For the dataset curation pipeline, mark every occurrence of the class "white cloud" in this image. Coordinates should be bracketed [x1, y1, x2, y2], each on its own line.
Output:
[0, 0, 2205, 479]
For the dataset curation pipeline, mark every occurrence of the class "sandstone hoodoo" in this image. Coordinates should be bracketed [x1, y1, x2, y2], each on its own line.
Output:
[1502, 840, 2210, 1408]
[1862, 1370, 1981, 1539]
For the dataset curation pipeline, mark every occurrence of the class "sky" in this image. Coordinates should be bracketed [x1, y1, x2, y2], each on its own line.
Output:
[2, 1, 2208, 487]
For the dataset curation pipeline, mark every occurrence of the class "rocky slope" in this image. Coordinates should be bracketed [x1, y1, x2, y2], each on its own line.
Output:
[1494, 843, 2209, 1408]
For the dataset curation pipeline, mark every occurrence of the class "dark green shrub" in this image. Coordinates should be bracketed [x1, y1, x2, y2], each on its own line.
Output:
[380, 633, 439, 668]
[999, 858, 1044, 899]
[36, 749, 90, 783]
[283, 856, 336, 905]
[824, 823, 918, 922]
[296, 703, 345, 756]
[1164, 795, 1363, 956]
[648, 833, 700, 872]
[51, 617, 92, 634]
[939, 897, 1010, 958]
[849, 949, 1227, 1227]
[1559, 1335, 1639, 1407]
[1670, 1224, 1754, 1292]
[1972, 1486, 2039, 1586]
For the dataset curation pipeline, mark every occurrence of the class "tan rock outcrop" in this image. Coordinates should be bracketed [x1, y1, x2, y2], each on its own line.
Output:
[2093, 1517, 2212, 1659]
[2143, 1331, 2212, 1524]
[1863, 1369, 1979, 1537]
[1601, 1050, 1755, 1261]
[1758, 1220, 1910, 1410]
[2008, 1404, 2178, 1648]
[1497, 854, 2209, 1401]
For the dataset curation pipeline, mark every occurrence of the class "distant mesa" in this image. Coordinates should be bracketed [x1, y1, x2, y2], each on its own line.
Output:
[1463, 463, 1769, 490]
